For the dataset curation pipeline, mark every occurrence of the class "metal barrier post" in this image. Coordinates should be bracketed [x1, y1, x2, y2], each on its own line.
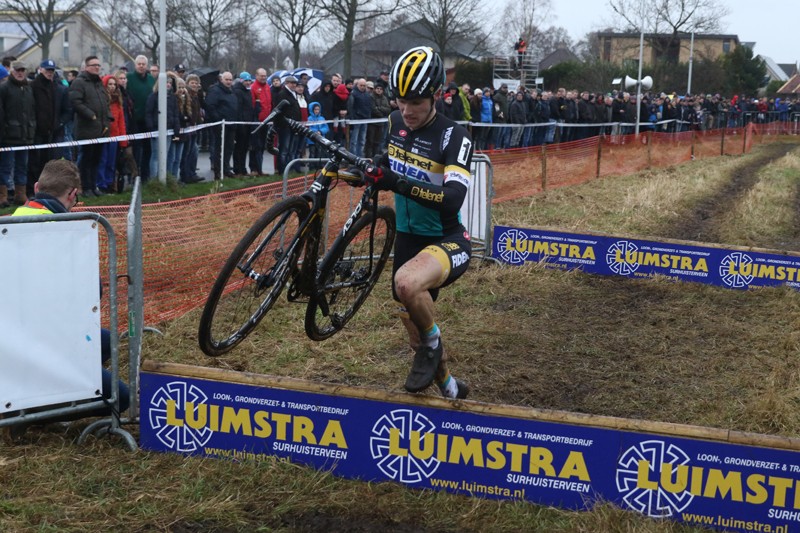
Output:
[465, 154, 494, 261]
[125, 177, 143, 422]
[541, 144, 547, 191]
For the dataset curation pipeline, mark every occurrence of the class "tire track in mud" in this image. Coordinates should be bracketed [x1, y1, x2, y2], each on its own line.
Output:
[662, 143, 796, 244]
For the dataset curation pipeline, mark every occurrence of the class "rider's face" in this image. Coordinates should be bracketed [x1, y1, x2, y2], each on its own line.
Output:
[397, 97, 434, 131]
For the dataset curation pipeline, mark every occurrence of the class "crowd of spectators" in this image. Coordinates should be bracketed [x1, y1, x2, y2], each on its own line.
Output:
[458, 84, 800, 150]
[1, 49, 799, 209]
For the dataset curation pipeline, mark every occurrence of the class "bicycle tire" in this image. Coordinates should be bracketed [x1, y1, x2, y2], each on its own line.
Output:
[305, 205, 396, 341]
[199, 196, 310, 356]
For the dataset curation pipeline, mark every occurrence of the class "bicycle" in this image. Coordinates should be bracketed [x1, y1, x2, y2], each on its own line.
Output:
[198, 101, 396, 356]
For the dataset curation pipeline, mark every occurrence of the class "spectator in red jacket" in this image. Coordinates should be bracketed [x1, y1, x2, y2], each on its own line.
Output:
[250, 68, 272, 174]
[332, 81, 349, 145]
[97, 75, 128, 192]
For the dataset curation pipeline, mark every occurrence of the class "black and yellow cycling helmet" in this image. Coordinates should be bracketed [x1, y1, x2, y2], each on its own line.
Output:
[388, 46, 445, 100]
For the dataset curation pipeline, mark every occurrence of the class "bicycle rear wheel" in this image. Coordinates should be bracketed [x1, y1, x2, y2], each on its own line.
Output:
[305, 205, 395, 341]
[199, 196, 310, 356]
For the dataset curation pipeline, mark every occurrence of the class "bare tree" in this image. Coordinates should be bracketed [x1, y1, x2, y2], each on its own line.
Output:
[314, 0, 401, 78]
[405, 0, 489, 60]
[607, 0, 730, 62]
[0, 0, 90, 59]
[173, 0, 249, 66]
[260, 0, 325, 68]
[496, 0, 551, 52]
[534, 25, 573, 58]
[92, 0, 181, 64]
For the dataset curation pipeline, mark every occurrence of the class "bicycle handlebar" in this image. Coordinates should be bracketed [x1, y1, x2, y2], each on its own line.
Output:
[255, 99, 378, 175]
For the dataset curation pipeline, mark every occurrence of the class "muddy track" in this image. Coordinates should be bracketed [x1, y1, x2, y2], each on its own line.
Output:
[662, 143, 795, 243]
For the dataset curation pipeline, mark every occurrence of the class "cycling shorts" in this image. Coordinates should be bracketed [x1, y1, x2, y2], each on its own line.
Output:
[392, 229, 471, 302]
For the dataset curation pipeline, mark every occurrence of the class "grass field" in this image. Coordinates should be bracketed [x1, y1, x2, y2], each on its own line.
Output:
[3, 142, 800, 532]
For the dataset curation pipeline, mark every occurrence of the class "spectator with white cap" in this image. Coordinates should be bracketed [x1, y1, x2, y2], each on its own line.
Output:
[273, 75, 302, 174]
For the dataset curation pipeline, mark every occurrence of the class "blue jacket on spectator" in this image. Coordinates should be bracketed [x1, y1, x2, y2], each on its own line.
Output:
[480, 94, 493, 123]
[307, 102, 329, 145]
[347, 85, 372, 120]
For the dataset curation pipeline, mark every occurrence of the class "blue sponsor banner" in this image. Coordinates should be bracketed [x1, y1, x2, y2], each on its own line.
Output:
[141, 370, 800, 532]
[491, 225, 800, 291]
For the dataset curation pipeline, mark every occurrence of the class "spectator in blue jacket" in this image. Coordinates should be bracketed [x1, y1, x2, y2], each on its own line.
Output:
[307, 101, 329, 169]
[347, 78, 372, 156]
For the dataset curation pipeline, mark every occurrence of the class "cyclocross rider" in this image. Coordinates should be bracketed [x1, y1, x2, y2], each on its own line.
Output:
[364, 46, 474, 399]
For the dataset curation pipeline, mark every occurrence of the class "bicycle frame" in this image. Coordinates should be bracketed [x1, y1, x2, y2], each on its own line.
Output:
[199, 104, 394, 354]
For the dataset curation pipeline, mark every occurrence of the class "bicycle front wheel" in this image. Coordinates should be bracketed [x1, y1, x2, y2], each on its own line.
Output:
[305, 205, 396, 341]
[199, 196, 310, 356]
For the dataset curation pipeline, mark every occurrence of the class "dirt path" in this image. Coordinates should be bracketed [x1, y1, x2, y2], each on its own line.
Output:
[662, 143, 795, 243]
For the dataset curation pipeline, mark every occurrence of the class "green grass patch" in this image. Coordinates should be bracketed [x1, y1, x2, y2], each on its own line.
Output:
[4, 143, 800, 532]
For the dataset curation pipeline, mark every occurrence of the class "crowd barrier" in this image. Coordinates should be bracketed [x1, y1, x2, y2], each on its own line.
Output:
[486, 122, 778, 204]
[0, 210, 136, 450]
[9, 120, 789, 335]
[84, 156, 492, 330]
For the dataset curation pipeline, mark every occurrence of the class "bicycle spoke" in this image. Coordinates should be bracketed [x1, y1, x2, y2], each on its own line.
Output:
[199, 197, 309, 356]
[305, 206, 396, 341]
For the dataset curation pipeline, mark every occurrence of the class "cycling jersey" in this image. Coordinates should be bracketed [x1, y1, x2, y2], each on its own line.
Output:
[386, 109, 473, 236]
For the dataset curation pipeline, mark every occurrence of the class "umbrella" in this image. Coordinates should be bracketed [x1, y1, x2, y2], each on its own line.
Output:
[268, 68, 325, 95]
[186, 67, 220, 92]
[267, 70, 291, 86]
[291, 68, 324, 95]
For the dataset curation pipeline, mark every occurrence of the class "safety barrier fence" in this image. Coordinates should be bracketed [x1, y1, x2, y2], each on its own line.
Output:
[83, 155, 492, 331]
[484, 121, 792, 204]
[8, 120, 788, 334]
[0, 211, 136, 449]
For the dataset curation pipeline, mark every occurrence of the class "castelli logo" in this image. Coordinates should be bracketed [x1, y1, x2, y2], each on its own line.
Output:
[399, 130, 408, 137]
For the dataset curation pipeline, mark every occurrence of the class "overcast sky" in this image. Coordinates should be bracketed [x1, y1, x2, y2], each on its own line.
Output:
[547, 0, 795, 64]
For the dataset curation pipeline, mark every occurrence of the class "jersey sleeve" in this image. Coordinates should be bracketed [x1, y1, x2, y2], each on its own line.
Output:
[442, 125, 473, 190]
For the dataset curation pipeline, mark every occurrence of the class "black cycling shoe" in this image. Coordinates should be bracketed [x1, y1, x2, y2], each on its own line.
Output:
[454, 379, 470, 399]
[404, 340, 443, 393]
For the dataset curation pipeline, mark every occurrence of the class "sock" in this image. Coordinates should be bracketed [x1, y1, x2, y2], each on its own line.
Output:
[421, 323, 440, 349]
[437, 374, 459, 399]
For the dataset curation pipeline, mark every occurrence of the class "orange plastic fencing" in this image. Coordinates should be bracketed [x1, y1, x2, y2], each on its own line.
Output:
[85, 126, 795, 330]
[85, 177, 392, 329]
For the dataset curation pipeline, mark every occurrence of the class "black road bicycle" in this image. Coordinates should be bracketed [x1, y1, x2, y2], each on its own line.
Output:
[198, 101, 396, 356]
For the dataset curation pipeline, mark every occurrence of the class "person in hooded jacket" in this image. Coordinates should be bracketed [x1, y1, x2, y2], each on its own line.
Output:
[332, 81, 349, 144]
[310, 80, 334, 139]
[306, 101, 329, 169]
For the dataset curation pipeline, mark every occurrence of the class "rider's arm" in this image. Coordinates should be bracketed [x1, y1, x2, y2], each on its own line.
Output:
[380, 168, 468, 214]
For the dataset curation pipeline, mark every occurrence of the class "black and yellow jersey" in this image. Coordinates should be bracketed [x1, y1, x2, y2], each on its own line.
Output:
[386, 109, 473, 236]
